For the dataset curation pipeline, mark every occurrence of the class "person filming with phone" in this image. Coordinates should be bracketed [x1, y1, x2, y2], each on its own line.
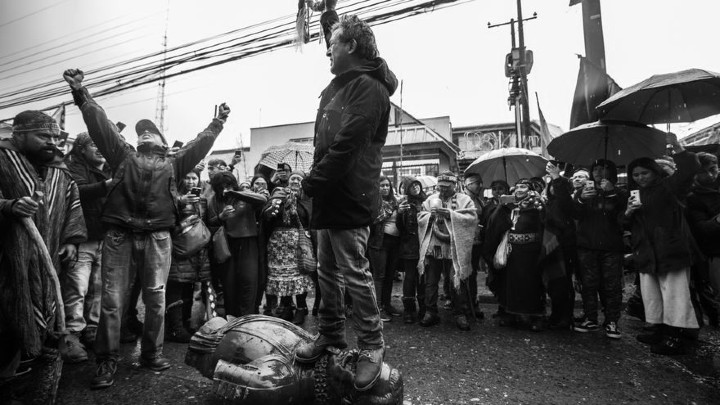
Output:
[572, 158, 627, 339]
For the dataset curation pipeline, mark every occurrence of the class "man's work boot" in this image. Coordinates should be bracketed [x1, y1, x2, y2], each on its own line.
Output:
[139, 356, 171, 372]
[294, 335, 348, 364]
[91, 359, 117, 389]
[62, 333, 89, 363]
[354, 347, 384, 391]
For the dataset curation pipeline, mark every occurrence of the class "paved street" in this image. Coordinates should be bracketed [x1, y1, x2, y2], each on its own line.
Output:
[56, 282, 720, 405]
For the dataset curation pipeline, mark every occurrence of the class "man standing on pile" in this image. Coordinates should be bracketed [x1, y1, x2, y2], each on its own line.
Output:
[294, 14, 398, 393]
[63, 69, 230, 389]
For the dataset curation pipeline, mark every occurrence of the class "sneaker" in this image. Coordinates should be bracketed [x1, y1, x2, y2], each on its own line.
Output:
[382, 305, 402, 317]
[91, 360, 117, 389]
[379, 310, 392, 323]
[605, 322, 621, 339]
[354, 347, 384, 391]
[62, 334, 89, 363]
[573, 318, 599, 333]
[139, 356, 171, 372]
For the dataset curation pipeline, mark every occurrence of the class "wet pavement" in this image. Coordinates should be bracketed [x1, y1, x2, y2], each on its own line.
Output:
[55, 281, 720, 405]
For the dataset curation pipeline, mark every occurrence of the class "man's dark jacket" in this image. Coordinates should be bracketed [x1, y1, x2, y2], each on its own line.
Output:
[303, 57, 398, 229]
[686, 183, 720, 258]
[65, 154, 111, 241]
[72, 87, 224, 231]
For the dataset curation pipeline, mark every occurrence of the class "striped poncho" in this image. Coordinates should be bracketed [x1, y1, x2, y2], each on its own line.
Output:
[0, 140, 87, 359]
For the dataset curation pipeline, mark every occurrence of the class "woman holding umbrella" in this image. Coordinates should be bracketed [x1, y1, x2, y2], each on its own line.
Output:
[625, 134, 700, 355]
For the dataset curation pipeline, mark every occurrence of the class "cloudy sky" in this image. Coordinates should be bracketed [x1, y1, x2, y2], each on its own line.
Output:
[1, 0, 718, 150]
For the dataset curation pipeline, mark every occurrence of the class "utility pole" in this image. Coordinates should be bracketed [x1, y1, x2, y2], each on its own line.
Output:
[516, 0, 532, 148]
[489, 4, 536, 149]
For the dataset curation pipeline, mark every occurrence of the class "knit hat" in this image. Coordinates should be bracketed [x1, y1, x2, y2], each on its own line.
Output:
[289, 170, 305, 179]
[12, 110, 60, 136]
[135, 119, 167, 145]
[437, 171, 458, 185]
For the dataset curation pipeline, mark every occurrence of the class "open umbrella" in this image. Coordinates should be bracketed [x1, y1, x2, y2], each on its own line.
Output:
[596, 68, 720, 124]
[547, 120, 667, 167]
[464, 147, 547, 186]
[258, 141, 314, 173]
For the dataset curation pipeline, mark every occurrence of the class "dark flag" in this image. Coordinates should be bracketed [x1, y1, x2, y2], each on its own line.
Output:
[569, 55, 622, 129]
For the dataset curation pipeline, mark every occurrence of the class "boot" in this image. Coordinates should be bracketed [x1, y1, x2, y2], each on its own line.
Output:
[278, 305, 295, 322]
[263, 295, 278, 316]
[292, 307, 308, 325]
[165, 303, 192, 343]
[402, 297, 416, 324]
[636, 324, 664, 345]
[650, 325, 687, 355]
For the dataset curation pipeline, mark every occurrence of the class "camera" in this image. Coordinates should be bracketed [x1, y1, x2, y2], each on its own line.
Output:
[190, 187, 202, 197]
[585, 180, 595, 190]
[630, 189, 641, 203]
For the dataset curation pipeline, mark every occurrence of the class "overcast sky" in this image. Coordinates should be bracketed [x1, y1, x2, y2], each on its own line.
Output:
[1, 0, 719, 150]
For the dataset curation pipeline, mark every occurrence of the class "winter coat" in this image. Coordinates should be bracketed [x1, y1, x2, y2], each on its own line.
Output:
[686, 184, 720, 258]
[74, 86, 224, 231]
[303, 58, 398, 229]
[397, 178, 425, 260]
[572, 182, 627, 253]
[544, 177, 576, 248]
[624, 151, 700, 275]
[65, 155, 111, 241]
[169, 197, 211, 283]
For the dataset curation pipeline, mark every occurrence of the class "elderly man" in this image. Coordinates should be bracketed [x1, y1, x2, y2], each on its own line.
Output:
[294, 14, 398, 393]
[417, 171, 478, 330]
[63, 68, 230, 389]
[0, 111, 87, 401]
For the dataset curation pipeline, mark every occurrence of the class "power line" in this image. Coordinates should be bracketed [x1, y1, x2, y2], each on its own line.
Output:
[0, 0, 72, 30]
[0, 0, 473, 115]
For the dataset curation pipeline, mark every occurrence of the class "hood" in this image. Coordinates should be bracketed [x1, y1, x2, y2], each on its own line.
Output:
[334, 57, 398, 96]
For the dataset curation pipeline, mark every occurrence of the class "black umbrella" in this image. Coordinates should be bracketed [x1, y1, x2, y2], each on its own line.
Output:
[547, 120, 667, 167]
[596, 68, 720, 124]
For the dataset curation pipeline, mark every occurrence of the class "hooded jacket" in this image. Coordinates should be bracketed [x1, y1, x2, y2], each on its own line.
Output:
[303, 57, 398, 229]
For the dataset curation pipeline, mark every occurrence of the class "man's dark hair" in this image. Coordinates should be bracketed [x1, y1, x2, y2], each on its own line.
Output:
[697, 151, 718, 168]
[208, 158, 227, 168]
[333, 15, 379, 60]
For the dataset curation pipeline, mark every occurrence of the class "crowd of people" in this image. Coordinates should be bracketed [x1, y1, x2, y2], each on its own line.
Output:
[1, 11, 719, 403]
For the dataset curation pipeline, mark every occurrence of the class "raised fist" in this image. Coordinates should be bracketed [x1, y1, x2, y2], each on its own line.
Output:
[63, 69, 85, 90]
[217, 103, 231, 122]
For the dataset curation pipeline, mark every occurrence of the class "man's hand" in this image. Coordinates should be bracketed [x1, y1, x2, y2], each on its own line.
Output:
[11, 196, 40, 217]
[216, 103, 231, 122]
[63, 69, 84, 90]
[59, 244, 77, 263]
[580, 187, 597, 200]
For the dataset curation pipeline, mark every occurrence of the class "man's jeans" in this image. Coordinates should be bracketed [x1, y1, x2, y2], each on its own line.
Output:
[95, 227, 171, 362]
[62, 240, 102, 334]
[577, 249, 623, 324]
[316, 227, 383, 349]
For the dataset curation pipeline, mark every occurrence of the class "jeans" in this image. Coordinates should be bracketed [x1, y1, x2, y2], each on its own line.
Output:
[577, 249, 623, 324]
[368, 234, 400, 308]
[62, 240, 102, 334]
[425, 257, 469, 316]
[402, 259, 425, 312]
[316, 227, 383, 349]
[95, 227, 171, 362]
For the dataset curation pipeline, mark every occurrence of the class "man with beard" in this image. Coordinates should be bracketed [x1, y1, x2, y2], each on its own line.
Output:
[294, 14, 398, 393]
[63, 68, 230, 389]
[62, 132, 112, 362]
[0, 111, 87, 401]
[417, 171, 478, 330]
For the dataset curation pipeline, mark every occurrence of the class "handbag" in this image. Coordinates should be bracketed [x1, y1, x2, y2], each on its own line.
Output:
[212, 226, 232, 264]
[172, 214, 211, 258]
[493, 230, 511, 269]
[296, 223, 317, 275]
